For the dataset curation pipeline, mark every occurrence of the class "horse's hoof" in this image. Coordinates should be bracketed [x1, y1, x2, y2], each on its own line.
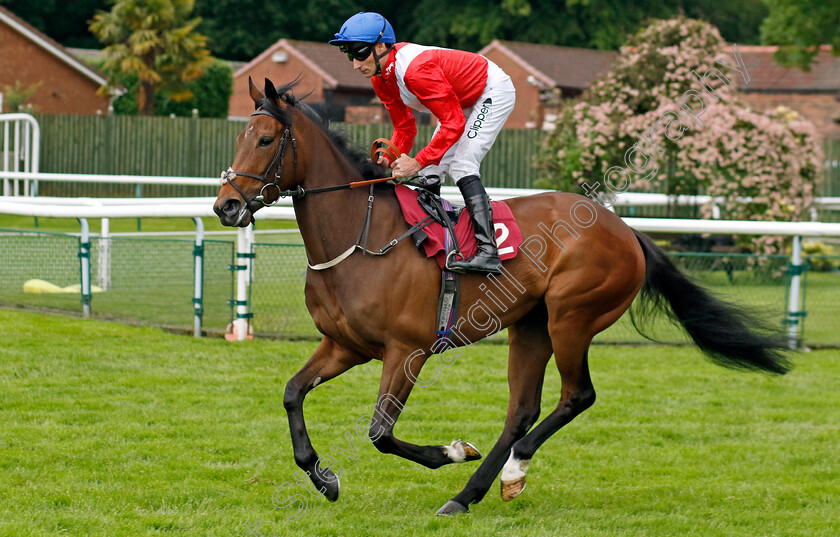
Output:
[310, 469, 340, 502]
[501, 476, 526, 501]
[323, 474, 340, 502]
[436, 500, 469, 516]
[443, 439, 482, 463]
[459, 440, 482, 461]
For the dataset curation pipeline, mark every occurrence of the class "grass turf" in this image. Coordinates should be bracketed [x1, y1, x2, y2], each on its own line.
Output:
[1, 308, 837, 536]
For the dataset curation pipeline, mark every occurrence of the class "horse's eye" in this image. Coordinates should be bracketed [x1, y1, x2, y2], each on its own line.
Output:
[258, 136, 274, 147]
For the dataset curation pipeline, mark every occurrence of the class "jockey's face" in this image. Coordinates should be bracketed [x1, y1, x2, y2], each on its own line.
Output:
[353, 43, 388, 78]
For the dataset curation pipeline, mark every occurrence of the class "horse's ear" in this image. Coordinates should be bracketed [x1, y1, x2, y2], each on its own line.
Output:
[248, 76, 263, 107]
[264, 78, 279, 105]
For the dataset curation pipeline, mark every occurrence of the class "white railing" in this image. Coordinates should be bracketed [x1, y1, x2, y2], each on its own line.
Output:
[3, 197, 840, 347]
[3, 171, 840, 218]
[0, 114, 40, 196]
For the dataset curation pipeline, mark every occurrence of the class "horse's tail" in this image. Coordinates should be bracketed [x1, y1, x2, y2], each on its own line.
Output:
[631, 229, 791, 375]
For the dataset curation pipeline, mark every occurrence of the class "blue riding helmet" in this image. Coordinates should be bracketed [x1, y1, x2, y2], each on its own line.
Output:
[329, 12, 396, 45]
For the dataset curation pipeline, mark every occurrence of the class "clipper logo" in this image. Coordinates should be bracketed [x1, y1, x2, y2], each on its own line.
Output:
[467, 98, 492, 139]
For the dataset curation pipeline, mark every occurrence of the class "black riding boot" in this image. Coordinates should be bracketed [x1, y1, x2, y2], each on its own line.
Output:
[446, 175, 502, 274]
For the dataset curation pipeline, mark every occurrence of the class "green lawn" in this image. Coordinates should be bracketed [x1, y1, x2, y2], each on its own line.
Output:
[1, 309, 837, 536]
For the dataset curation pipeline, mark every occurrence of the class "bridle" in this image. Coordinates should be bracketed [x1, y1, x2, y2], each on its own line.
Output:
[218, 111, 425, 270]
[219, 109, 299, 208]
[220, 112, 399, 208]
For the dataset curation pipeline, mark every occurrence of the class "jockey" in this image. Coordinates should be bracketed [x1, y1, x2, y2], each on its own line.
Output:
[329, 12, 516, 274]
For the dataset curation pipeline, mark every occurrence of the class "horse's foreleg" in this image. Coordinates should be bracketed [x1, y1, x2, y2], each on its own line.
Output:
[437, 313, 552, 515]
[366, 344, 481, 469]
[284, 337, 370, 502]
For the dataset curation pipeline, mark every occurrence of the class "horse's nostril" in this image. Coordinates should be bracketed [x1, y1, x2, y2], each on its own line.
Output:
[222, 198, 240, 216]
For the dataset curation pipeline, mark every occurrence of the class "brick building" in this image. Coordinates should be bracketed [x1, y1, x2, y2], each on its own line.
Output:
[232, 39, 839, 141]
[736, 45, 840, 140]
[229, 39, 379, 121]
[477, 40, 617, 129]
[0, 5, 111, 115]
[231, 38, 616, 128]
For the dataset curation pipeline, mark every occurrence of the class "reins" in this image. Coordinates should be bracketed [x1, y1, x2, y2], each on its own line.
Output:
[272, 175, 396, 200]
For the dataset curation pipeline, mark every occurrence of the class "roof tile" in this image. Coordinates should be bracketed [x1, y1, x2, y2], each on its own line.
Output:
[484, 40, 617, 90]
[736, 46, 840, 92]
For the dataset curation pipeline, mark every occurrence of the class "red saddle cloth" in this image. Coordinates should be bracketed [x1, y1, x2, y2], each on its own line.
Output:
[394, 184, 523, 270]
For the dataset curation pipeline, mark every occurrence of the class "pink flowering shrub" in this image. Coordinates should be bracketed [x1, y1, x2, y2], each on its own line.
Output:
[536, 17, 823, 253]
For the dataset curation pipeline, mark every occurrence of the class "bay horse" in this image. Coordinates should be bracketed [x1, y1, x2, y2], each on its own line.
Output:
[213, 79, 789, 516]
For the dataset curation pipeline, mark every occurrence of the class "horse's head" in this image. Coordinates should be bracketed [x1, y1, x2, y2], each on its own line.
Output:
[214, 77, 301, 227]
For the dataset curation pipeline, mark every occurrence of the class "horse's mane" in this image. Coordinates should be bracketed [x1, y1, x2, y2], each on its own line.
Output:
[258, 79, 388, 181]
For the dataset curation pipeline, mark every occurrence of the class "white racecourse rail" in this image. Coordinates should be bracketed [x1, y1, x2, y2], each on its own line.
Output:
[3, 174, 840, 346]
[0, 115, 39, 196]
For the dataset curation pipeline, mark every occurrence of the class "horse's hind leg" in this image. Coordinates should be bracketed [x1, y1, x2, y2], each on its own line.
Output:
[437, 307, 553, 515]
[500, 328, 595, 501]
[284, 336, 371, 502]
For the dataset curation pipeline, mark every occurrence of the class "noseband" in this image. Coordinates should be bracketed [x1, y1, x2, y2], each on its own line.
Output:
[219, 109, 300, 206]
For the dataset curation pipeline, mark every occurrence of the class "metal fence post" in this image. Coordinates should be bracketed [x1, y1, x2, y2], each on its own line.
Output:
[230, 225, 254, 341]
[193, 217, 205, 337]
[97, 217, 111, 291]
[135, 183, 142, 231]
[78, 218, 92, 318]
[785, 235, 806, 349]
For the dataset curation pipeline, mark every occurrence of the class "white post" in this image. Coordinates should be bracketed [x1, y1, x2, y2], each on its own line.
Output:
[97, 218, 111, 291]
[235, 225, 252, 341]
[29, 114, 39, 196]
[21, 120, 29, 196]
[193, 217, 204, 337]
[79, 218, 92, 318]
[2, 120, 8, 195]
[787, 235, 803, 350]
[13, 120, 19, 196]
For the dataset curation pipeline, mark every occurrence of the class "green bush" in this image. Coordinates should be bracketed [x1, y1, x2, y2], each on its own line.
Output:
[803, 241, 839, 272]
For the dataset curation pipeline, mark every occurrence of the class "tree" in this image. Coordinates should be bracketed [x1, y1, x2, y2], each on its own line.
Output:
[3, 0, 771, 61]
[0, 0, 108, 48]
[536, 17, 823, 254]
[193, 0, 371, 61]
[760, 0, 839, 70]
[401, 0, 768, 52]
[89, 0, 212, 115]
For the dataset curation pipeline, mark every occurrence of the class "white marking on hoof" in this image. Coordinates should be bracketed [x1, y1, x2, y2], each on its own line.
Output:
[443, 440, 466, 462]
[443, 439, 482, 463]
[500, 451, 530, 501]
[501, 451, 530, 481]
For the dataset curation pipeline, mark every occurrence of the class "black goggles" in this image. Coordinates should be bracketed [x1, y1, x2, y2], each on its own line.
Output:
[342, 43, 375, 62]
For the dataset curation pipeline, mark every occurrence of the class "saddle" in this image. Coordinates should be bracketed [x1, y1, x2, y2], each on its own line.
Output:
[373, 139, 524, 350]
[409, 189, 463, 255]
